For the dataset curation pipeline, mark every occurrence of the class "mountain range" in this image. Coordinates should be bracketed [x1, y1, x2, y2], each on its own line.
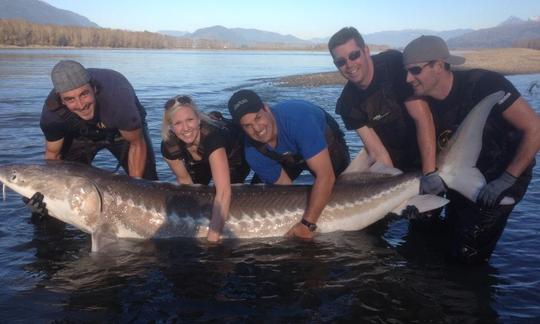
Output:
[2, 0, 539, 49]
[157, 25, 311, 47]
[447, 17, 540, 48]
[0, 0, 99, 28]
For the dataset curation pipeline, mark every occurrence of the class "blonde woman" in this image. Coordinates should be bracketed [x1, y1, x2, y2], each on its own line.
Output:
[161, 95, 250, 242]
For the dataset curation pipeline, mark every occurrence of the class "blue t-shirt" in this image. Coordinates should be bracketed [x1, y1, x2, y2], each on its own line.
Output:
[245, 100, 328, 183]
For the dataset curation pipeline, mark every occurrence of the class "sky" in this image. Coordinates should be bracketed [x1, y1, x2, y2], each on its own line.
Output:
[44, 0, 540, 40]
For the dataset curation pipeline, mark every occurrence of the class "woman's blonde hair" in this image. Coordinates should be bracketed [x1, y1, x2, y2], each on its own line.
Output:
[161, 95, 200, 141]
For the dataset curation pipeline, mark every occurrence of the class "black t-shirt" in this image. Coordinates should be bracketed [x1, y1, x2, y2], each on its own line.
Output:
[336, 50, 413, 130]
[428, 69, 525, 180]
[335, 50, 419, 171]
[161, 120, 249, 185]
[40, 68, 144, 142]
[162, 123, 228, 162]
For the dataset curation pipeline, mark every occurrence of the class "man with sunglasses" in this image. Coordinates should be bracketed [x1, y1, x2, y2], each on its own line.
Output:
[328, 27, 440, 196]
[228, 89, 350, 239]
[402, 35, 540, 264]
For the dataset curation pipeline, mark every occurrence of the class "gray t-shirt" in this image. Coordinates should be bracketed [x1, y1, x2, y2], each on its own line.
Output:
[40, 68, 145, 142]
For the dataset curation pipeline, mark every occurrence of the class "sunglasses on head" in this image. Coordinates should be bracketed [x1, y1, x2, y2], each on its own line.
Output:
[405, 61, 434, 76]
[165, 95, 192, 110]
[333, 49, 363, 68]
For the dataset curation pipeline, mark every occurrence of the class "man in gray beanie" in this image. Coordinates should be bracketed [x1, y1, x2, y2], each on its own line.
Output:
[40, 60, 157, 178]
[40, 60, 157, 180]
[402, 35, 540, 264]
[27, 60, 158, 220]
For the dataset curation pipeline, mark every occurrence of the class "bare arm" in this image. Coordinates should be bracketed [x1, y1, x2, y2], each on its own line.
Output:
[44, 138, 64, 160]
[164, 157, 193, 184]
[356, 126, 393, 167]
[501, 97, 540, 177]
[285, 148, 335, 239]
[405, 97, 437, 174]
[119, 128, 147, 178]
[206, 148, 232, 242]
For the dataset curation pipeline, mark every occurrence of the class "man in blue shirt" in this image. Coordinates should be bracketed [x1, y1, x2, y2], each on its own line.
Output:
[228, 90, 350, 239]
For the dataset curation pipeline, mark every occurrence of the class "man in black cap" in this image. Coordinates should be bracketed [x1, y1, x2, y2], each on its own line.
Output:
[40, 60, 157, 180]
[228, 89, 350, 239]
[402, 35, 540, 264]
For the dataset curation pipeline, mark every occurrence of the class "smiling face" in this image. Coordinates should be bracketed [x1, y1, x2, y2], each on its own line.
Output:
[170, 105, 201, 146]
[405, 60, 441, 97]
[331, 38, 373, 89]
[239, 105, 277, 147]
[59, 83, 96, 120]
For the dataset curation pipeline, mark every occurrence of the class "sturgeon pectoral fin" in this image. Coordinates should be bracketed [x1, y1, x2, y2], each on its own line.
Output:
[367, 161, 402, 176]
[392, 194, 449, 215]
[340, 149, 403, 177]
[341, 149, 372, 174]
[69, 177, 103, 218]
[91, 223, 119, 252]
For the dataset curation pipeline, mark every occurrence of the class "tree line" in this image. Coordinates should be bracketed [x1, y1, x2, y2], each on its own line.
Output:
[4, 19, 535, 51]
[0, 19, 326, 50]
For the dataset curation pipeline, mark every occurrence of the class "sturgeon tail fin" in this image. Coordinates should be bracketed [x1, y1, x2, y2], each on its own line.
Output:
[438, 91, 514, 205]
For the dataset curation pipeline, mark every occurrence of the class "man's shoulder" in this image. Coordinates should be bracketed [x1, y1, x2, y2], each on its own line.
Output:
[454, 69, 512, 96]
[372, 49, 403, 63]
[89, 68, 133, 92]
[373, 50, 406, 81]
[455, 69, 502, 84]
[274, 100, 321, 116]
[40, 106, 64, 126]
[88, 68, 126, 80]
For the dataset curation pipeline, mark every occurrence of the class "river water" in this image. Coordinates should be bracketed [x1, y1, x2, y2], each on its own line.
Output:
[0, 48, 539, 322]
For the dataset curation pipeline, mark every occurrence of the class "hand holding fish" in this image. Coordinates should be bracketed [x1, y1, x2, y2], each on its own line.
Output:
[285, 222, 315, 240]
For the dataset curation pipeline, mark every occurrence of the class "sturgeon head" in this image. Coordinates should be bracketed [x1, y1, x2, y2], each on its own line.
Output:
[0, 161, 102, 234]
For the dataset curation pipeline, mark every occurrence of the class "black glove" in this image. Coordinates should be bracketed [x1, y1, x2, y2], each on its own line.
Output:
[401, 205, 421, 220]
[419, 170, 446, 195]
[22, 192, 49, 222]
[477, 171, 516, 208]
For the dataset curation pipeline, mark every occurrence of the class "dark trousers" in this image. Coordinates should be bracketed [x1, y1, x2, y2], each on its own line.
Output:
[60, 127, 158, 180]
[443, 167, 532, 265]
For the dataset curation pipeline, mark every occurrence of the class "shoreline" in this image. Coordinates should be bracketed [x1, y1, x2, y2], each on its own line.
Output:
[0, 44, 329, 52]
[276, 48, 540, 87]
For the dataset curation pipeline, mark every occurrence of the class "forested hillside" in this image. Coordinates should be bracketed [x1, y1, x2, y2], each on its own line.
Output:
[0, 19, 327, 50]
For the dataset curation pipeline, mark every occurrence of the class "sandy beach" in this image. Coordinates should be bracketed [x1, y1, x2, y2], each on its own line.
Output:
[276, 48, 540, 87]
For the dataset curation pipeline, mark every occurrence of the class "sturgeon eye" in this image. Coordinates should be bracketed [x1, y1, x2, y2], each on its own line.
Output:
[11, 173, 17, 181]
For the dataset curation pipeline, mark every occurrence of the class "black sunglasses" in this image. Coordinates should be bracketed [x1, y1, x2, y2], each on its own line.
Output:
[405, 61, 434, 76]
[333, 49, 363, 68]
[165, 95, 192, 110]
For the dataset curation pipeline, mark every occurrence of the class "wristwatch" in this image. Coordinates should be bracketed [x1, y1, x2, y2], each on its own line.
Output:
[301, 218, 317, 232]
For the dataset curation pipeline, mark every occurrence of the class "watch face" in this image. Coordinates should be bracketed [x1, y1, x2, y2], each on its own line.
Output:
[301, 219, 317, 231]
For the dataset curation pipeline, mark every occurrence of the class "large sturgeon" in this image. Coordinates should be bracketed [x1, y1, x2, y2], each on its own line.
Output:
[1, 92, 509, 251]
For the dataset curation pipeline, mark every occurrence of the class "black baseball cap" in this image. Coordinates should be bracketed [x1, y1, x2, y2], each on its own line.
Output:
[228, 89, 264, 123]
